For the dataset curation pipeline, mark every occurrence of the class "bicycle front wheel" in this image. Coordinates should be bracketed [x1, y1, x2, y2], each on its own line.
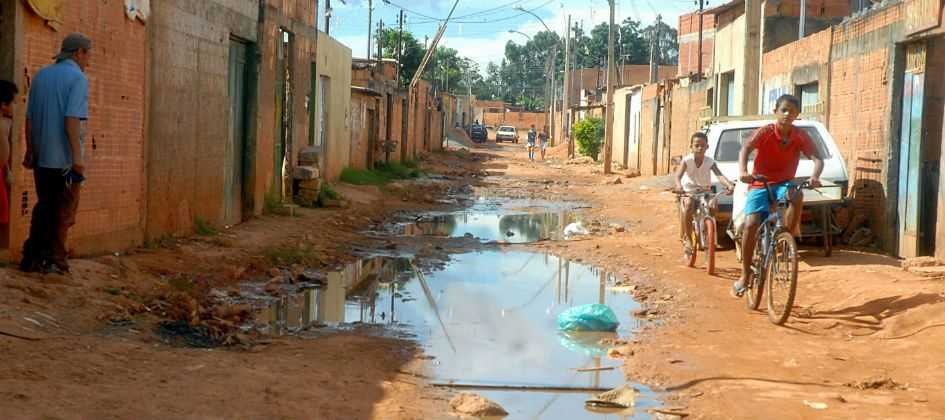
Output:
[765, 231, 799, 325]
[745, 232, 765, 311]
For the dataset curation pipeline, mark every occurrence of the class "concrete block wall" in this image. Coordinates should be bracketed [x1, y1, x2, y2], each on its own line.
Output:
[146, 0, 258, 238]
[827, 3, 903, 247]
[668, 80, 712, 165]
[760, 27, 833, 114]
[13, 1, 147, 256]
[638, 84, 661, 176]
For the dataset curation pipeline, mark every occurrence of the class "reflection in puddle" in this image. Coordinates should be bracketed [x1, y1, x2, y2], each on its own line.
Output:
[265, 251, 656, 418]
[400, 211, 582, 243]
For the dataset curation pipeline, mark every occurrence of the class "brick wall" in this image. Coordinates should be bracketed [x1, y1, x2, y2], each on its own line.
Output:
[13, 1, 147, 256]
[678, 12, 716, 76]
[482, 111, 547, 132]
[827, 3, 903, 248]
[760, 27, 832, 114]
[147, 0, 258, 238]
[668, 79, 712, 166]
[568, 65, 677, 106]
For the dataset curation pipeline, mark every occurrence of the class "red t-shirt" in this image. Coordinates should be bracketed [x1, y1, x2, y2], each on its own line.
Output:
[749, 124, 815, 188]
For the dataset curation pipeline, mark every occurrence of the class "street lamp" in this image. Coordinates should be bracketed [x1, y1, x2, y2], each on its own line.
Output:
[513, 5, 562, 145]
[508, 30, 532, 41]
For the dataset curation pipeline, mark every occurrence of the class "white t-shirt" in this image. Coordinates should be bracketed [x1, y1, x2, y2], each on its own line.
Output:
[680, 154, 715, 192]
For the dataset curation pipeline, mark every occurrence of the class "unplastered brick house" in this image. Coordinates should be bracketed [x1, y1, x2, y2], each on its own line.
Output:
[0, 0, 355, 260]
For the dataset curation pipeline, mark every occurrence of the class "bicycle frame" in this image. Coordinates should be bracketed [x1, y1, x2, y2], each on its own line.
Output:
[681, 190, 725, 249]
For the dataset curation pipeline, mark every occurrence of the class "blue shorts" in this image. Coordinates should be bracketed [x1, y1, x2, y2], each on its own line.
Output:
[745, 182, 791, 218]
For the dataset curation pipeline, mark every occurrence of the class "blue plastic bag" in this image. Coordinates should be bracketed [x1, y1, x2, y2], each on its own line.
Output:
[557, 304, 619, 332]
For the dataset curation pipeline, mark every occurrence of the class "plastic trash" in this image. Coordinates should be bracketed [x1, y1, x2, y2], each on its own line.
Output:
[557, 331, 616, 356]
[557, 304, 620, 332]
[563, 222, 590, 237]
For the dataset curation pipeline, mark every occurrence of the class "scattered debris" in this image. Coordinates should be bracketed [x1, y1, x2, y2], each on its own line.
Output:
[802, 400, 828, 410]
[844, 376, 907, 390]
[585, 385, 638, 409]
[449, 392, 508, 417]
[564, 222, 590, 237]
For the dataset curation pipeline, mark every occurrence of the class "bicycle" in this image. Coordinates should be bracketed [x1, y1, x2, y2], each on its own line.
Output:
[677, 188, 728, 275]
[741, 178, 814, 325]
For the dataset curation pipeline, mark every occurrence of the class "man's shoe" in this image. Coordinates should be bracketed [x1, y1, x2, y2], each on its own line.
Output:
[43, 262, 69, 275]
[19, 259, 43, 273]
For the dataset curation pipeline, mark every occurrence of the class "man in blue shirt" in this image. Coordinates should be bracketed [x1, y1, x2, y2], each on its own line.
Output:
[20, 33, 91, 274]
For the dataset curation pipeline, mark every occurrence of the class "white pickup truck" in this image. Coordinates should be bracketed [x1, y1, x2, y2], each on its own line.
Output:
[703, 118, 849, 237]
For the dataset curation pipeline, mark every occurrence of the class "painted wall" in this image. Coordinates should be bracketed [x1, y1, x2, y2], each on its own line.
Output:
[314, 32, 353, 181]
[713, 12, 747, 116]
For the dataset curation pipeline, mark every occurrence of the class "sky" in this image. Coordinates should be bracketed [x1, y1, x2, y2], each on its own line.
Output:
[326, 0, 697, 71]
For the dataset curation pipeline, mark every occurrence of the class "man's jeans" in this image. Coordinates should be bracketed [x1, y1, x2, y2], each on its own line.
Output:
[21, 167, 81, 269]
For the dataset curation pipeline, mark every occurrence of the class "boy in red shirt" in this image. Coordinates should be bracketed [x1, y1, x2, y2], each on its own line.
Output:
[733, 94, 823, 297]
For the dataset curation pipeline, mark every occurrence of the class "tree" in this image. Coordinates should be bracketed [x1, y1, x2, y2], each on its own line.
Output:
[380, 28, 424, 86]
[573, 117, 604, 160]
[644, 20, 679, 65]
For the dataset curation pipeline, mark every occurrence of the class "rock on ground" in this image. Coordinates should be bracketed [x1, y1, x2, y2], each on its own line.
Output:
[449, 392, 508, 417]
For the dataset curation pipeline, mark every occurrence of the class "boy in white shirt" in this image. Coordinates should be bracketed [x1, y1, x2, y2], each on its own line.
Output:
[673, 132, 734, 246]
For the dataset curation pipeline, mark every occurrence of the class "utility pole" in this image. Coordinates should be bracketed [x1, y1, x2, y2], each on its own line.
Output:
[649, 14, 661, 83]
[799, 0, 807, 39]
[325, 0, 332, 35]
[550, 44, 557, 146]
[397, 10, 404, 86]
[367, 0, 373, 59]
[603, 0, 616, 174]
[377, 20, 384, 66]
[562, 14, 571, 150]
[697, 0, 704, 79]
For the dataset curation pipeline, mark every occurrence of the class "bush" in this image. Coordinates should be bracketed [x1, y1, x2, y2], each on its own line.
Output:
[193, 217, 217, 236]
[338, 162, 422, 186]
[573, 117, 604, 161]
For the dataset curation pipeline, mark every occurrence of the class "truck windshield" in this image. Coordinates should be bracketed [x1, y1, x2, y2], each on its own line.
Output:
[713, 126, 831, 162]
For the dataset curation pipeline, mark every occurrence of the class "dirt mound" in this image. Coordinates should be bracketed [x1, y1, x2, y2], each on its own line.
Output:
[449, 392, 508, 417]
[874, 299, 945, 339]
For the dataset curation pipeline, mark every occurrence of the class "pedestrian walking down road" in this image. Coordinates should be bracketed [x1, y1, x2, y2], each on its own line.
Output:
[538, 126, 549, 161]
[20, 33, 91, 274]
[0, 80, 17, 240]
[526, 124, 537, 161]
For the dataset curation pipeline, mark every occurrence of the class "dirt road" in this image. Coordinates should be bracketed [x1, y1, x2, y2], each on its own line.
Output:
[2, 138, 943, 419]
[478, 140, 945, 419]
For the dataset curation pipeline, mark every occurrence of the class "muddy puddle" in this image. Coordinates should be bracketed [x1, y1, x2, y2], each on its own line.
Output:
[396, 210, 584, 243]
[262, 251, 658, 418]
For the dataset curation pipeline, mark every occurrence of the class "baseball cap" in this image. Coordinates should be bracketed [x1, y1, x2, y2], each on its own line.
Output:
[53, 33, 92, 61]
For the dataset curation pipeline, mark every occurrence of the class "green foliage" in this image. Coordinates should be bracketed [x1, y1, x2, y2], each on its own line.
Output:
[573, 117, 604, 161]
[318, 182, 341, 203]
[194, 217, 217, 236]
[338, 162, 422, 186]
[263, 192, 284, 216]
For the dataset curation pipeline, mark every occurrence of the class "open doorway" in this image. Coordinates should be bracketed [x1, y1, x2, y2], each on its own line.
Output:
[224, 37, 254, 226]
[274, 28, 294, 200]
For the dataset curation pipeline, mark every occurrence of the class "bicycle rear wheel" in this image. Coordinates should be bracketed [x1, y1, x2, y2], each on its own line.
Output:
[745, 233, 765, 311]
[704, 218, 717, 275]
[766, 231, 799, 325]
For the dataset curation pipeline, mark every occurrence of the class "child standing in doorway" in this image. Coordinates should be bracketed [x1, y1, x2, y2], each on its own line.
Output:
[0, 80, 17, 241]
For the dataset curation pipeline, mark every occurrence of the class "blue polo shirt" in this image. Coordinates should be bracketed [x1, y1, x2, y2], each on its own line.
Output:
[26, 59, 88, 169]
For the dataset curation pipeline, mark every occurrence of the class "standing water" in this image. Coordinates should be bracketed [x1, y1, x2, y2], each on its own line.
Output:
[265, 251, 658, 418]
